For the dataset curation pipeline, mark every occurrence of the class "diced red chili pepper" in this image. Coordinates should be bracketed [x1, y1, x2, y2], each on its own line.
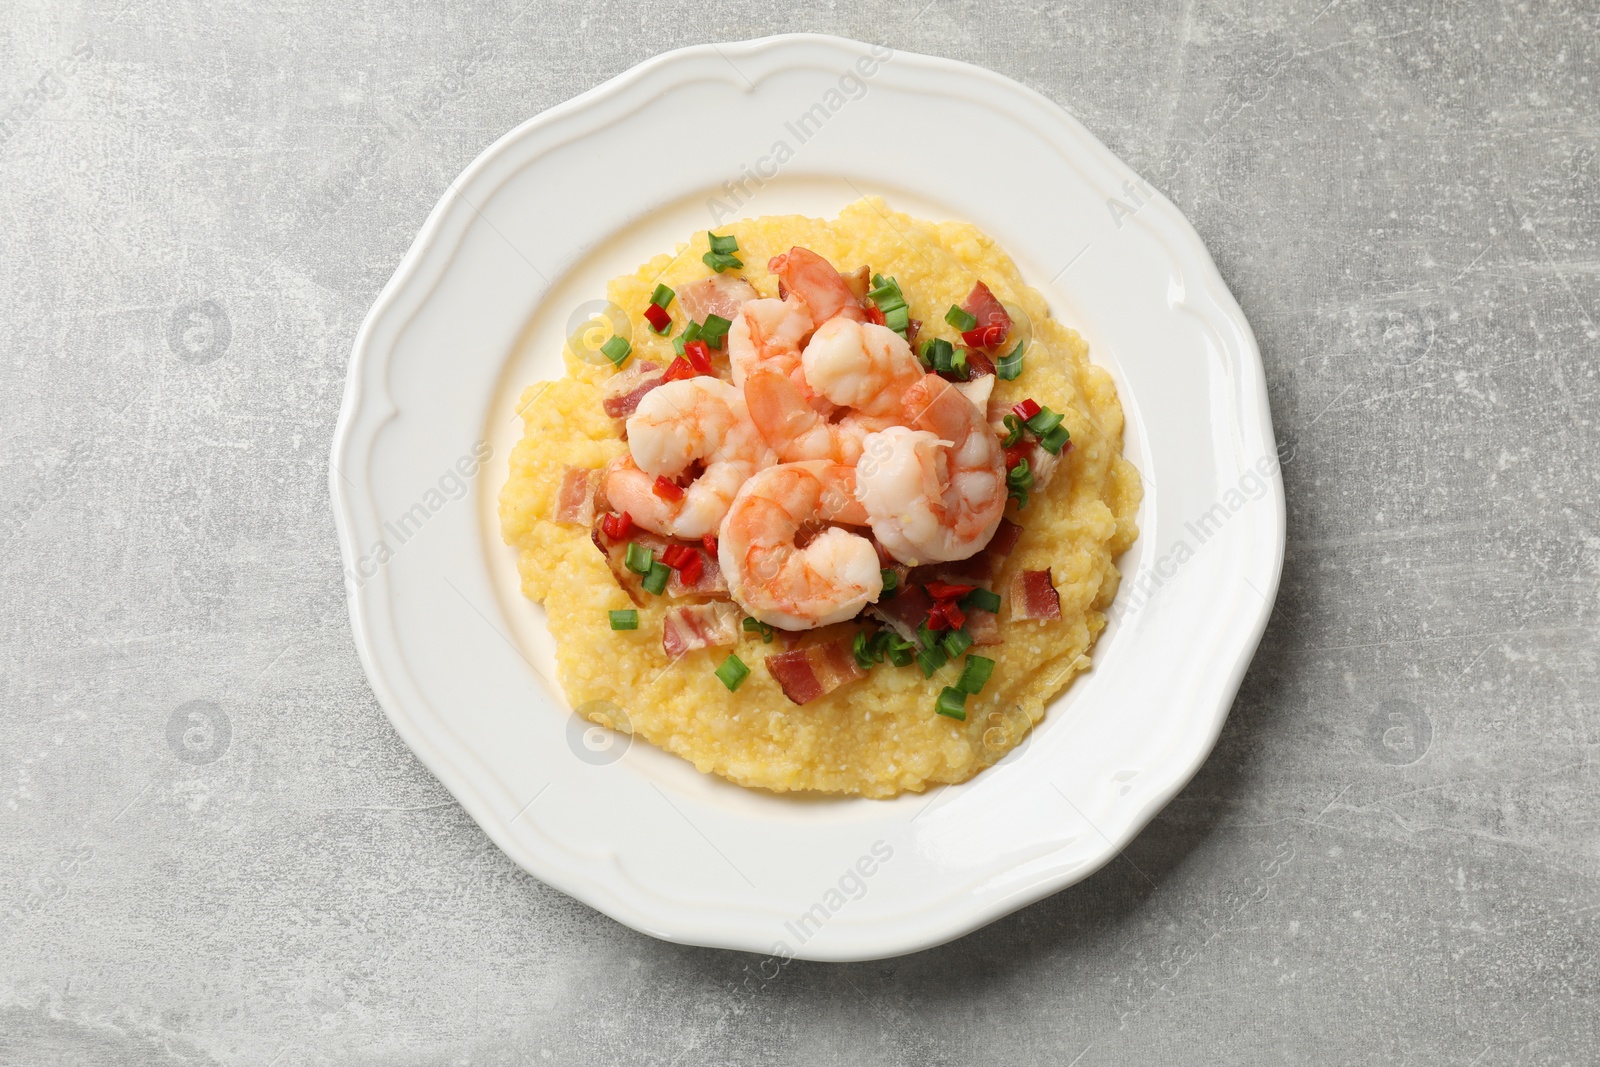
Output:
[662, 356, 697, 382]
[926, 600, 968, 632]
[683, 339, 714, 375]
[702, 534, 719, 558]
[660, 545, 694, 569]
[643, 303, 672, 332]
[960, 324, 1006, 349]
[925, 581, 976, 600]
[1013, 398, 1042, 421]
[925, 603, 951, 631]
[601, 511, 633, 540]
[676, 553, 704, 585]
[864, 304, 886, 326]
[653, 476, 685, 502]
[1004, 442, 1031, 470]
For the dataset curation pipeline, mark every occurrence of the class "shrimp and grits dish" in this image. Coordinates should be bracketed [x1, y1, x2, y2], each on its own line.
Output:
[499, 199, 1140, 797]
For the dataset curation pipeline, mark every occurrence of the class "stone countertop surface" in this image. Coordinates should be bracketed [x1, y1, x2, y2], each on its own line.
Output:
[3, 1, 1597, 1064]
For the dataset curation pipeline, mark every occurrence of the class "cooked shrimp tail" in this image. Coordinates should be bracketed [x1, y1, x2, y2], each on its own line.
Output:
[768, 246, 866, 325]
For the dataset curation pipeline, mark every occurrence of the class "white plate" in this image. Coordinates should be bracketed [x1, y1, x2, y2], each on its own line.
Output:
[330, 34, 1283, 961]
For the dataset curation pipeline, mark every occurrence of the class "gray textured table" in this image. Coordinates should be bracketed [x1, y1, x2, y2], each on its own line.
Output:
[4, 2, 1597, 1064]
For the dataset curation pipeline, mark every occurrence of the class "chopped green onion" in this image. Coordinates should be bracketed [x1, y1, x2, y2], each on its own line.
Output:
[743, 617, 775, 643]
[940, 627, 973, 660]
[950, 348, 969, 378]
[650, 283, 675, 309]
[957, 655, 995, 695]
[714, 653, 750, 691]
[1025, 407, 1065, 436]
[601, 335, 631, 367]
[1002, 414, 1024, 448]
[608, 609, 639, 630]
[1038, 425, 1071, 455]
[885, 635, 916, 667]
[879, 568, 899, 598]
[699, 313, 732, 350]
[884, 306, 910, 333]
[935, 686, 968, 720]
[960, 588, 1002, 614]
[916, 643, 949, 678]
[673, 321, 702, 356]
[853, 631, 876, 671]
[920, 338, 955, 374]
[866, 275, 911, 336]
[707, 232, 739, 255]
[997, 340, 1025, 380]
[703, 251, 743, 273]
[945, 305, 978, 332]
[641, 561, 671, 595]
[624, 542, 653, 575]
[1007, 456, 1033, 510]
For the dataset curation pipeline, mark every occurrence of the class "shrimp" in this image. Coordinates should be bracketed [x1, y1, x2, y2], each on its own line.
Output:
[603, 377, 775, 539]
[743, 368, 877, 464]
[855, 374, 1007, 565]
[727, 295, 815, 386]
[768, 246, 867, 325]
[719, 461, 884, 630]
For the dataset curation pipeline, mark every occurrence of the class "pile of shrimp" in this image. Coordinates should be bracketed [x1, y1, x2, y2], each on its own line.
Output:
[603, 247, 1008, 631]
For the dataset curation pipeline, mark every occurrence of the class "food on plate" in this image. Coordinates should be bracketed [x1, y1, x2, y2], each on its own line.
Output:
[498, 199, 1140, 797]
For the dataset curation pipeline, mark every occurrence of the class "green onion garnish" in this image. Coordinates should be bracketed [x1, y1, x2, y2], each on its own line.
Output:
[1001, 414, 1024, 448]
[624, 542, 653, 575]
[957, 655, 995, 695]
[919, 338, 955, 374]
[1025, 407, 1065, 436]
[936, 686, 968, 720]
[650, 283, 674, 308]
[1038, 425, 1071, 455]
[885, 635, 916, 667]
[714, 653, 750, 691]
[960, 588, 1002, 614]
[950, 349, 969, 378]
[743, 617, 775, 643]
[601, 335, 631, 367]
[704, 252, 743, 272]
[674, 321, 702, 356]
[916, 643, 949, 678]
[941, 627, 973, 660]
[608, 609, 639, 630]
[997, 340, 1025, 380]
[879, 568, 899, 598]
[699, 313, 732, 350]
[945, 305, 978, 332]
[641, 561, 671, 595]
[853, 631, 876, 671]
[867, 275, 911, 338]
[1007, 457, 1033, 510]
[707, 232, 739, 255]
[884, 306, 910, 333]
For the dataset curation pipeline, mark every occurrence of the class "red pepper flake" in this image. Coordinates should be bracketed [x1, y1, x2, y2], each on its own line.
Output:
[662, 356, 697, 383]
[653, 476, 685, 502]
[702, 534, 719, 558]
[660, 545, 694, 569]
[864, 304, 887, 326]
[600, 511, 633, 541]
[683, 339, 714, 375]
[676, 553, 704, 585]
[1013, 398, 1042, 422]
[1004, 442, 1031, 471]
[642, 302, 672, 332]
[924, 580, 976, 601]
[927, 600, 967, 631]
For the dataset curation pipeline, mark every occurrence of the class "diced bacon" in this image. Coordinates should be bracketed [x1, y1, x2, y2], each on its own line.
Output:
[1011, 569, 1062, 621]
[964, 349, 996, 379]
[843, 264, 872, 303]
[591, 523, 673, 606]
[1028, 441, 1062, 491]
[662, 602, 742, 659]
[679, 274, 759, 324]
[955, 372, 995, 413]
[602, 360, 664, 419]
[961, 281, 1013, 347]
[765, 639, 867, 705]
[989, 518, 1023, 558]
[905, 319, 921, 345]
[667, 548, 728, 596]
[869, 584, 933, 645]
[966, 608, 1001, 646]
[554, 467, 597, 526]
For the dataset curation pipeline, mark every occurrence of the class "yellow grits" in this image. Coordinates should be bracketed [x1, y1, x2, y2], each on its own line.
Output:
[498, 199, 1140, 798]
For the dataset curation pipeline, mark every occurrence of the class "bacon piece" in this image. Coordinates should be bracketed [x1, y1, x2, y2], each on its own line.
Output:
[1011, 569, 1062, 621]
[955, 372, 995, 412]
[961, 281, 1013, 348]
[678, 274, 759, 324]
[989, 518, 1023, 558]
[966, 608, 1001, 646]
[765, 639, 867, 705]
[843, 264, 872, 303]
[602, 360, 664, 419]
[662, 602, 742, 659]
[964, 349, 996, 379]
[869, 584, 933, 645]
[905, 319, 921, 345]
[554, 467, 597, 526]
[667, 547, 728, 597]
[1028, 441, 1063, 492]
